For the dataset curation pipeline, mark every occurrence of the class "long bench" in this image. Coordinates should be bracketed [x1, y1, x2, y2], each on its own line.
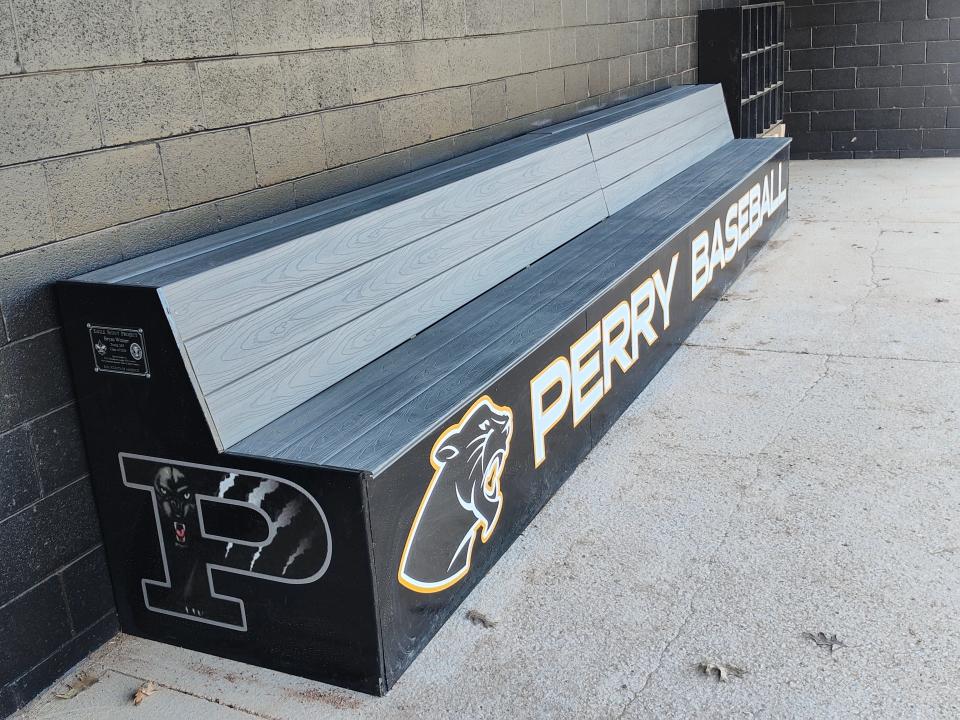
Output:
[58, 84, 790, 694]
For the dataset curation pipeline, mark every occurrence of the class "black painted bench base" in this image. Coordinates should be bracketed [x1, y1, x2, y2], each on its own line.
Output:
[59, 136, 789, 694]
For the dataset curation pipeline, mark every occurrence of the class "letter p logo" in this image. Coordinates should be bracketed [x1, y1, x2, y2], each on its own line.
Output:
[119, 453, 332, 631]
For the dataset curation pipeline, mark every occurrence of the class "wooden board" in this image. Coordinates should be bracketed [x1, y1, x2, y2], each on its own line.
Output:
[236, 140, 779, 468]
[186, 164, 603, 393]
[208, 191, 609, 447]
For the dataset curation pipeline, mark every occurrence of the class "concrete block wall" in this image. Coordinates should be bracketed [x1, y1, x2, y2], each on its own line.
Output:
[0, 0, 726, 715]
[783, 0, 960, 158]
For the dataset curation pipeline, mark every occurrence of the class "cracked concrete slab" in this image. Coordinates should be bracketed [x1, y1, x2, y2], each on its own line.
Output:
[15, 158, 960, 719]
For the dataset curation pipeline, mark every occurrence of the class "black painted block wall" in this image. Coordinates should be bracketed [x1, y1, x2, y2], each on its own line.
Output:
[783, 0, 960, 158]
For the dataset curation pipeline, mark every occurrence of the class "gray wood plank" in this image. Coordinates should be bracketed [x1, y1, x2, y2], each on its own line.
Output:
[585, 83, 726, 160]
[323, 142, 780, 472]
[208, 191, 609, 447]
[593, 104, 732, 188]
[185, 163, 603, 393]
[163, 135, 596, 341]
[601, 123, 734, 214]
[248, 140, 766, 464]
[230, 190, 625, 458]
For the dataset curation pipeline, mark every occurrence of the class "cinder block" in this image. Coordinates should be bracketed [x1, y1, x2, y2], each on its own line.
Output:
[28, 403, 87, 495]
[628, 0, 647, 22]
[637, 20, 654, 51]
[534, 0, 562, 28]
[94, 63, 204, 145]
[423, 0, 465, 38]
[901, 107, 947, 128]
[505, 73, 538, 118]
[629, 51, 646, 85]
[880, 42, 926, 65]
[133, 0, 234, 61]
[550, 27, 577, 67]
[832, 87, 878, 109]
[470, 80, 507, 127]
[620, 22, 639, 55]
[420, 87, 473, 139]
[836, 1, 879, 24]
[924, 83, 960, 106]
[503, 0, 537, 32]
[880, 0, 925, 21]
[378, 88, 471, 153]
[577, 25, 600, 62]
[160, 129, 256, 208]
[12, 0, 140, 71]
[231, 0, 312, 53]
[0, 4, 19, 75]
[930, 0, 960, 19]
[370, 0, 423, 42]
[281, 51, 352, 114]
[0, 73, 101, 165]
[609, 55, 630, 90]
[928, 40, 960, 63]
[250, 114, 327, 187]
[856, 22, 902, 45]
[347, 44, 404, 103]
[562, 0, 587, 26]
[402, 40, 452, 95]
[902, 19, 949, 42]
[313, 0, 372, 47]
[645, 48, 662, 79]
[855, 107, 901, 129]
[856, 64, 901, 88]
[835, 44, 879, 68]
[669, 17, 683, 46]
[199, 56, 285, 128]
[610, 0, 629, 22]
[660, 45, 676, 76]
[0, 164, 53, 256]
[586, 0, 609, 24]
[465, 0, 502, 34]
[587, 59, 609, 96]
[44, 144, 168, 239]
[520, 30, 551, 72]
[902, 62, 948, 86]
[0, 426, 41, 518]
[564, 63, 589, 102]
[535, 68, 565, 108]
[598, 23, 620, 59]
[654, 18, 668, 48]
[448, 35, 521, 84]
[321, 104, 384, 167]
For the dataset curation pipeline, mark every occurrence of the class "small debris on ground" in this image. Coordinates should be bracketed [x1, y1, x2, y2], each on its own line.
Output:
[133, 680, 159, 706]
[802, 631, 846, 654]
[697, 661, 746, 682]
[54, 671, 99, 699]
[465, 609, 497, 629]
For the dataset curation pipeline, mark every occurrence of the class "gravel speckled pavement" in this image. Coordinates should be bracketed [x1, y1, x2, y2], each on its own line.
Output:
[16, 159, 960, 719]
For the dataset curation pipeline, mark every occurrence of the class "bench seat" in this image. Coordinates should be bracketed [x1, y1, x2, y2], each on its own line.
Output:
[57, 85, 791, 695]
[233, 139, 784, 473]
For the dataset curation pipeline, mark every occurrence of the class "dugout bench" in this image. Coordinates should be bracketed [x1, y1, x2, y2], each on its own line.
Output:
[58, 84, 790, 694]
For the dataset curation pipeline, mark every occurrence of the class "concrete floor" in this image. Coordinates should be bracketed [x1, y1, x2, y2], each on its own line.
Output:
[16, 159, 960, 719]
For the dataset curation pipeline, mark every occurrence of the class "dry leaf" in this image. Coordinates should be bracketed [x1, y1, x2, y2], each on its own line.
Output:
[55, 671, 99, 700]
[465, 609, 497, 629]
[802, 631, 845, 654]
[133, 681, 159, 706]
[698, 661, 746, 682]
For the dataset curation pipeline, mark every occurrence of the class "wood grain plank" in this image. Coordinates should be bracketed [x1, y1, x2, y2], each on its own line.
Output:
[231, 190, 623, 458]
[208, 191, 609, 447]
[185, 163, 603, 393]
[593, 105, 732, 188]
[601, 123, 734, 214]
[323, 142, 777, 471]
[585, 83, 726, 160]
[265, 141, 765, 465]
[163, 136, 596, 341]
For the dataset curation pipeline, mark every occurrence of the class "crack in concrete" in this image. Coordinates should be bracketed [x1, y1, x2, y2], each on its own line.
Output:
[110, 668, 281, 720]
[615, 355, 832, 719]
[681, 342, 960, 367]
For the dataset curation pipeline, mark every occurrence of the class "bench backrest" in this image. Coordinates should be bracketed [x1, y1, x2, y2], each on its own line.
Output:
[81, 84, 732, 448]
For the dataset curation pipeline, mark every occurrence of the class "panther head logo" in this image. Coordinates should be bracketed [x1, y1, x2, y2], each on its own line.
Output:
[398, 396, 514, 593]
